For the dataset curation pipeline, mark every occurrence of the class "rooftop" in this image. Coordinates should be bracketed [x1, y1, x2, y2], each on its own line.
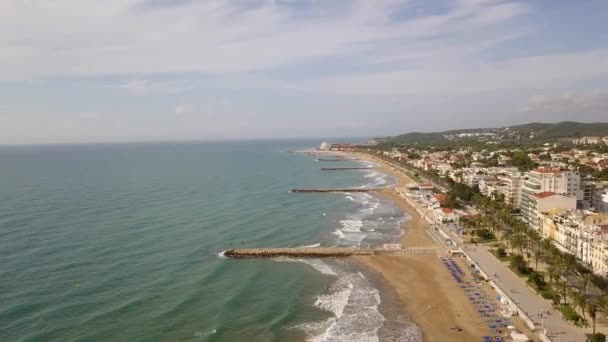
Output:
[533, 191, 557, 199]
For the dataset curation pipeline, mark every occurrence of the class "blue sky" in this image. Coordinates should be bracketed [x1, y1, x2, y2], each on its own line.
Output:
[1, 0, 608, 144]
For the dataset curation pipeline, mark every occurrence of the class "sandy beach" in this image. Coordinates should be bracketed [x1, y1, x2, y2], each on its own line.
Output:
[347, 152, 495, 341]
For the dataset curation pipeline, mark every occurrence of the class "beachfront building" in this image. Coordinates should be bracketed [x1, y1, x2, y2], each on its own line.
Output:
[540, 210, 608, 274]
[526, 192, 577, 231]
[520, 167, 581, 226]
[433, 208, 457, 223]
[590, 233, 608, 276]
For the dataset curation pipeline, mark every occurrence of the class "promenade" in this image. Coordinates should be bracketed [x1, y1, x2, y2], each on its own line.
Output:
[466, 246, 588, 341]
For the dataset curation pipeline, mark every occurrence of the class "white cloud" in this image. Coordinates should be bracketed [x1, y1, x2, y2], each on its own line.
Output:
[280, 49, 608, 95]
[0, 0, 530, 80]
[521, 91, 608, 114]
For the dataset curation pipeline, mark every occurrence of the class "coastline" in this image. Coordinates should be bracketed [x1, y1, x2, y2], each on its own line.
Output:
[346, 152, 494, 341]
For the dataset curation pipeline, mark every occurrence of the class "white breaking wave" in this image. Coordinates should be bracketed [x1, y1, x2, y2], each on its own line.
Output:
[332, 229, 346, 239]
[272, 257, 337, 276]
[301, 243, 321, 248]
[217, 251, 227, 259]
[301, 265, 387, 342]
[339, 219, 363, 233]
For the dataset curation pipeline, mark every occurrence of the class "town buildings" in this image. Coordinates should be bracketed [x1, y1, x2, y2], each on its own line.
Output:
[540, 210, 608, 275]
[520, 167, 581, 226]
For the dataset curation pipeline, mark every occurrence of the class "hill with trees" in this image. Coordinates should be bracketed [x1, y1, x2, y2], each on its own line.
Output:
[384, 121, 608, 147]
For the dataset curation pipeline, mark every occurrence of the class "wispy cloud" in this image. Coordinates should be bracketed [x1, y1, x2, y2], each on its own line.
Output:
[521, 91, 608, 114]
[0, 0, 531, 80]
[1, 0, 608, 144]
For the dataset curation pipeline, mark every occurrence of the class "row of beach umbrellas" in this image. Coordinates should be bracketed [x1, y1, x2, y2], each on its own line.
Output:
[441, 256, 510, 342]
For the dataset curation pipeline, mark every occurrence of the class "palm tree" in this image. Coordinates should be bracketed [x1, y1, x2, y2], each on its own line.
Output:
[570, 290, 588, 326]
[540, 238, 553, 262]
[547, 266, 560, 287]
[557, 278, 569, 305]
[587, 299, 600, 335]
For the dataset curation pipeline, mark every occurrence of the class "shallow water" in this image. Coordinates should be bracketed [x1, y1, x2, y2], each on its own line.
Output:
[0, 141, 418, 342]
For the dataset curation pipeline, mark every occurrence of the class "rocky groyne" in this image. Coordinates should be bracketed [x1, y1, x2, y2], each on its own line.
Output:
[223, 247, 375, 258]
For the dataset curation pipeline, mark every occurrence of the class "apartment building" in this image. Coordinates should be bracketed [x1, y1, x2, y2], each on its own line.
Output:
[497, 170, 523, 208]
[527, 192, 576, 230]
[520, 167, 581, 225]
[540, 210, 608, 275]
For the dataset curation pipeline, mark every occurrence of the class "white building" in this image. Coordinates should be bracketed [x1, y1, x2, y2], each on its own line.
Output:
[573, 136, 604, 145]
[540, 210, 608, 275]
[520, 167, 581, 225]
[528, 192, 577, 230]
[498, 170, 523, 208]
[592, 188, 608, 213]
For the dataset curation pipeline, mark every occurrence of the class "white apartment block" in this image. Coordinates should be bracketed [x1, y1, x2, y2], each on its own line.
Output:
[498, 170, 523, 208]
[527, 192, 576, 230]
[520, 167, 581, 226]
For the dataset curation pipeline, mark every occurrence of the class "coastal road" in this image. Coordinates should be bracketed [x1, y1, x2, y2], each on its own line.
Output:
[465, 246, 588, 341]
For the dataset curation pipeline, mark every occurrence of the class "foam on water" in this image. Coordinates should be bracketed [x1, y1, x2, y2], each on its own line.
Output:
[273, 257, 337, 276]
[297, 261, 400, 342]
[301, 242, 321, 248]
[339, 219, 363, 233]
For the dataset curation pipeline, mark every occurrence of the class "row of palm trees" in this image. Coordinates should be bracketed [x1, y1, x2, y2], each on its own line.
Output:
[468, 193, 608, 335]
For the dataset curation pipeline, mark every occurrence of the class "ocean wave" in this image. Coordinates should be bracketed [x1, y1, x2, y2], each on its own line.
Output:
[301, 243, 321, 248]
[339, 219, 362, 233]
[300, 265, 390, 342]
[272, 257, 337, 276]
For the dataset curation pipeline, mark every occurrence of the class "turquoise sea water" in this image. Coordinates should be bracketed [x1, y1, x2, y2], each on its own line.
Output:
[0, 141, 419, 342]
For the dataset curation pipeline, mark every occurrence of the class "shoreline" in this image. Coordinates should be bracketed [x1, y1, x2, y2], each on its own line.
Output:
[344, 151, 495, 341]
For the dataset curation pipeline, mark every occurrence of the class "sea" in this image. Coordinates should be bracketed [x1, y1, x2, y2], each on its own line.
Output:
[0, 141, 421, 342]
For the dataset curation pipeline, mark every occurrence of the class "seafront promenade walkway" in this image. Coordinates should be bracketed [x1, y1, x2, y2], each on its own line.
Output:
[465, 246, 588, 341]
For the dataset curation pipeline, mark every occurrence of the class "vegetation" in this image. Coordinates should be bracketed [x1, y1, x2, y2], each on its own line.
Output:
[588, 333, 606, 342]
[382, 121, 608, 147]
[559, 304, 583, 323]
[509, 151, 538, 172]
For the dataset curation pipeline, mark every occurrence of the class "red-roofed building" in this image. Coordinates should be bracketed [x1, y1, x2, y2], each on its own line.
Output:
[533, 191, 557, 199]
[434, 194, 448, 206]
[521, 167, 581, 226]
[434, 207, 456, 222]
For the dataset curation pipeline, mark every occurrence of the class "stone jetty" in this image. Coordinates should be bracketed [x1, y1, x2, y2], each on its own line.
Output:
[317, 158, 354, 161]
[321, 167, 372, 170]
[290, 188, 384, 193]
[223, 247, 374, 258]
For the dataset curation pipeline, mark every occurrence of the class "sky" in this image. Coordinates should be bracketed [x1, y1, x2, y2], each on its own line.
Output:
[1, 0, 608, 144]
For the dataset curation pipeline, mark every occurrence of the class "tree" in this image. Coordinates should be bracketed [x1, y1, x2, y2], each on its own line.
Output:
[587, 300, 600, 335]
[571, 290, 588, 325]
[510, 254, 528, 274]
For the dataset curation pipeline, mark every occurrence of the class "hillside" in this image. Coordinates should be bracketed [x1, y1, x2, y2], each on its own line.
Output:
[385, 121, 608, 146]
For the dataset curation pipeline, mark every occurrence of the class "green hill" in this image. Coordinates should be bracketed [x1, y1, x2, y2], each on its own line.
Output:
[385, 121, 608, 146]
